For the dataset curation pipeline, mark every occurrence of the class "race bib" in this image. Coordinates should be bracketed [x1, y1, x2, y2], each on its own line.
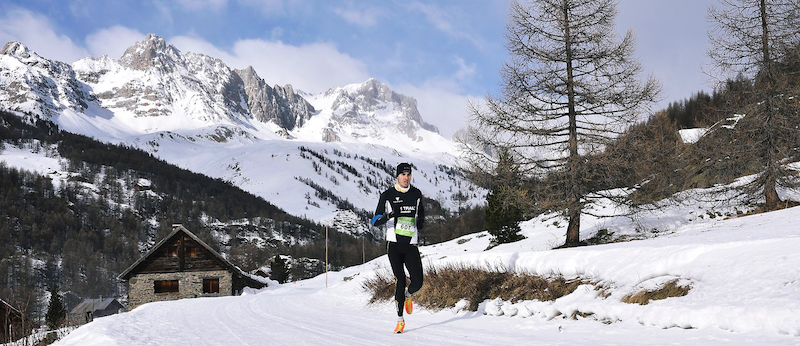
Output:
[395, 216, 417, 237]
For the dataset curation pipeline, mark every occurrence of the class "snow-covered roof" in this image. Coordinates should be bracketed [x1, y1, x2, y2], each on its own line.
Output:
[70, 298, 122, 315]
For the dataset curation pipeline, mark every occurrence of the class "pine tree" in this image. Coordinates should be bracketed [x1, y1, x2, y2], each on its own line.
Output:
[270, 255, 289, 284]
[484, 149, 525, 245]
[45, 284, 66, 330]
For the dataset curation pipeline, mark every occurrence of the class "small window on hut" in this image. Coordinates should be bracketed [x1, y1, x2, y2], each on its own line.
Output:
[186, 245, 197, 257]
[203, 278, 220, 294]
[168, 245, 178, 257]
[154, 280, 179, 293]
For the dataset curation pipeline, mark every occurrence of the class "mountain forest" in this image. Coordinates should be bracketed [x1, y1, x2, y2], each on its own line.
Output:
[0, 109, 487, 323]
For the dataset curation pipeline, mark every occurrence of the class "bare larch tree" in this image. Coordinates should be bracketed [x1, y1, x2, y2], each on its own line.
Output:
[707, 0, 800, 210]
[462, 0, 659, 247]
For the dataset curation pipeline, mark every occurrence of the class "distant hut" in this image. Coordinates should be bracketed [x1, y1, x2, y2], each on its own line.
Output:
[134, 178, 152, 191]
[70, 298, 125, 323]
[251, 267, 270, 278]
[1, 299, 24, 344]
[118, 224, 268, 310]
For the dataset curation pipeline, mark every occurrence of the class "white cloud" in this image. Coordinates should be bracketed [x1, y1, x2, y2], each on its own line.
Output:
[85, 26, 146, 59]
[152, 0, 175, 25]
[408, 2, 485, 50]
[393, 54, 480, 138]
[170, 35, 370, 94]
[166, 34, 471, 137]
[238, 0, 283, 14]
[0, 8, 89, 63]
[237, 0, 310, 16]
[233, 39, 371, 93]
[395, 60, 479, 138]
[333, 5, 383, 27]
[169, 34, 232, 59]
[451, 56, 477, 83]
[270, 27, 284, 40]
[175, 0, 228, 11]
[397, 81, 475, 139]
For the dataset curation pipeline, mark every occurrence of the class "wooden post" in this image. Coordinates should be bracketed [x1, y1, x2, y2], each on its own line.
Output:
[325, 226, 328, 289]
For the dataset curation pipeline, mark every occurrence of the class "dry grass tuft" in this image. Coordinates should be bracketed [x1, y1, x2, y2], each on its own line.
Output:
[361, 263, 584, 311]
[741, 200, 800, 217]
[360, 267, 397, 305]
[621, 279, 691, 305]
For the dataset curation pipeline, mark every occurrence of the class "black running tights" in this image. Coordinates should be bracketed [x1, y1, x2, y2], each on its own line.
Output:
[387, 241, 423, 316]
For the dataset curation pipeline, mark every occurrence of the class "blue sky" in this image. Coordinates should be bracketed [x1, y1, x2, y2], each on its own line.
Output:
[1, 0, 717, 137]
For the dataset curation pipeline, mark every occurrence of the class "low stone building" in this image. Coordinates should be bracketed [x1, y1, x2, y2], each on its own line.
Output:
[118, 225, 267, 310]
[70, 298, 125, 323]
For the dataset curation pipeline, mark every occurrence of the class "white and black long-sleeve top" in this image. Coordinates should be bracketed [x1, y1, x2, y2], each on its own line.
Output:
[373, 184, 425, 245]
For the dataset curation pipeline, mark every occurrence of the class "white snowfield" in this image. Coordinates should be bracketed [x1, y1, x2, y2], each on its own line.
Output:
[54, 196, 800, 345]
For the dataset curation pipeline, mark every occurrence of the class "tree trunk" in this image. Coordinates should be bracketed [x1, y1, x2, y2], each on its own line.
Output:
[562, 0, 582, 248]
[764, 167, 781, 210]
[757, 0, 782, 211]
[564, 203, 581, 247]
[759, 0, 771, 69]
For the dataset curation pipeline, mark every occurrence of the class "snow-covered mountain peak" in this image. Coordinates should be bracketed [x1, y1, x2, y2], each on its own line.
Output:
[1, 41, 73, 74]
[1, 35, 479, 222]
[118, 33, 183, 71]
[59, 34, 314, 135]
[0, 41, 89, 117]
[235, 66, 260, 85]
[233, 65, 315, 130]
[318, 78, 439, 137]
[349, 78, 392, 101]
[1, 41, 36, 60]
[286, 78, 457, 157]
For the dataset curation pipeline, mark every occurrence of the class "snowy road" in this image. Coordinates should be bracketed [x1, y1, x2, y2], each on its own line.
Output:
[55, 263, 794, 346]
[55, 205, 800, 345]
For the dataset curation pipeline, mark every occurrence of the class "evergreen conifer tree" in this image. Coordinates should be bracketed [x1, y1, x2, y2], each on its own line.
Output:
[45, 285, 66, 330]
[270, 255, 290, 284]
[485, 149, 525, 245]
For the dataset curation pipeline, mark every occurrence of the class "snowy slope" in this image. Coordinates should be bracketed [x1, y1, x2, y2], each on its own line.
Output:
[1, 36, 483, 224]
[120, 130, 478, 222]
[52, 191, 800, 345]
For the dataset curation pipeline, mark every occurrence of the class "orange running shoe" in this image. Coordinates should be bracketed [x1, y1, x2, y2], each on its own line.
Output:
[404, 296, 413, 314]
[393, 321, 405, 334]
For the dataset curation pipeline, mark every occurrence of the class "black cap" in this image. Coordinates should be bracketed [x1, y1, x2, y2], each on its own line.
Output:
[396, 162, 412, 176]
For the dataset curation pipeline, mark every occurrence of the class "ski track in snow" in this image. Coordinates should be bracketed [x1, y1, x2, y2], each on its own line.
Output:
[54, 263, 798, 346]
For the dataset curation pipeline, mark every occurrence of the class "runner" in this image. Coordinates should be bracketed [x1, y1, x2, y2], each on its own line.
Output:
[370, 162, 425, 334]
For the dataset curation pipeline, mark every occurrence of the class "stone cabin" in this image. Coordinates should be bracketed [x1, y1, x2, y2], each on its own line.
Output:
[70, 298, 125, 323]
[118, 225, 267, 310]
[1, 298, 24, 344]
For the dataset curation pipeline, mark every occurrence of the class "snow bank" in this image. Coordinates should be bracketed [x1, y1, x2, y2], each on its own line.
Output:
[678, 128, 708, 143]
[52, 193, 800, 345]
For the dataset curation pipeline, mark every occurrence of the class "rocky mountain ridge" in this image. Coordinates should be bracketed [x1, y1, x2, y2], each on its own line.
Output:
[0, 41, 91, 117]
[0, 34, 478, 222]
[1, 34, 440, 143]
